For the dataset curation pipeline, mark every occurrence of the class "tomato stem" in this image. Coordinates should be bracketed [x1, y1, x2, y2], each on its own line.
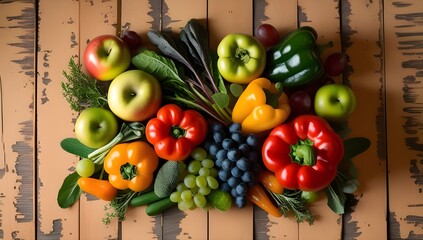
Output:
[171, 126, 186, 138]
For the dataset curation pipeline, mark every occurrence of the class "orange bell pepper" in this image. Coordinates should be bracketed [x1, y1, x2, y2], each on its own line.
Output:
[231, 78, 290, 134]
[104, 141, 159, 192]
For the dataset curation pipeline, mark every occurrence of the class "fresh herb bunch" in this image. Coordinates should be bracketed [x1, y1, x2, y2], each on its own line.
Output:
[61, 57, 108, 112]
[268, 189, 314, 224]
[132, 18, 232, 125]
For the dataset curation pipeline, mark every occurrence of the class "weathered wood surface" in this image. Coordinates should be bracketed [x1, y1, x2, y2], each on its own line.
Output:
[0, 0, 422, 239]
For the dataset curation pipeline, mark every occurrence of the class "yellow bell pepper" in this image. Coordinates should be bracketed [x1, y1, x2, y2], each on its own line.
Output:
[232, 78, 290, 134]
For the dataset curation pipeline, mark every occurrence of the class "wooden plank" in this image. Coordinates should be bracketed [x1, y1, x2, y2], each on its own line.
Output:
[161, 1, 209, 240]
[36, 0, 80, 239]
[384, 0, 423, 239]
[341, 0, 387, 239]
[78, 0, 120, 238]
[208, 0, 254, 49]
[0, 1, 36, 239]
[297, 1, 343, 239]
[119, 1, 162, 239]
[207, 1, 254, 240]
[253, 1, 299, 239]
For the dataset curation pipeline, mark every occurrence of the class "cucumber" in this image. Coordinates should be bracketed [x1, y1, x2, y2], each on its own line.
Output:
[129, 191, 164, 207]
[154, 161, 185, 197]
[145, 197, 176, 216]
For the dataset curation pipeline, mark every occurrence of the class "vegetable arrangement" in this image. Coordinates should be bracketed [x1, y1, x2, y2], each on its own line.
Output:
[58, 18, 370, 225]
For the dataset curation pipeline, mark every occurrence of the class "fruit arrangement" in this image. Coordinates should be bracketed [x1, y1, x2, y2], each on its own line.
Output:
[58, 18, 370, 225]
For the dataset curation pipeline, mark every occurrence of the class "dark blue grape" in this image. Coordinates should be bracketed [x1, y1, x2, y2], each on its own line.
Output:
[227, 149, 241, 162]
[216, 149, 228, 161]
[236, 182, 247, 196]
[241, 171, 253, 183]
[238, 143, 250, 156]
[235, 196, 247, 208]
[222, 138, 236, 150]
[231, 131, 243, 143]
[215, 158, 223, 168]
[246, 134, 260, 149]
[231, 188, 240, 198]
[208, 143, 220, 155]
[213, 130, 226, 143]
[210, 122, 225, 132]
[227, 176, 240, 188]
[228, 122, 242, 133]
[236, 157, 251, 171]
[220, 182, 231, 192]
[230, 166, 243, 178]
[221, 159, 235, 170]
[218, 169, 231, 181]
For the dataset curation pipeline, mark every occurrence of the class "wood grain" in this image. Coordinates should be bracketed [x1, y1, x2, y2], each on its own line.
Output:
[0, 1, 36, 239]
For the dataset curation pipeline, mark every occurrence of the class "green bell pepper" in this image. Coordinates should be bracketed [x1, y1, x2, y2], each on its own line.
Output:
[263, 26, 323, 88]
[217, 33, 266, 84]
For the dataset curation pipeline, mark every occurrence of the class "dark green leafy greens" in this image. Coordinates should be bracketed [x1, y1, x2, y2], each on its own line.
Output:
[132, 18, 231, 125]
[325, 137, 371, 214]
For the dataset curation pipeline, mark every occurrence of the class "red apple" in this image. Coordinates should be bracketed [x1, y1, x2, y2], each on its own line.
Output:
[84, 34, 131, 81]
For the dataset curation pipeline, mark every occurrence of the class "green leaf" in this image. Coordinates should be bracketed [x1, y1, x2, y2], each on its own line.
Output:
[60, 138, 96, 158]
[57, 172, 82, 208]
[132, 50, 184, 83]
[211, 93, 230, 109]
[343, 137, 371, 160]
[229, 84, 244, 97]
[325, 184, 346, 214]
[343, 179, 360, 194]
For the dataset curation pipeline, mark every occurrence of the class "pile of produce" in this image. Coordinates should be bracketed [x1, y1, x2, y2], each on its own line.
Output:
[57, 19, 370, 225]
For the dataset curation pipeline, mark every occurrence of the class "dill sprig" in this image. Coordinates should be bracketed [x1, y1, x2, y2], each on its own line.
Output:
[61, 57, 108, 112]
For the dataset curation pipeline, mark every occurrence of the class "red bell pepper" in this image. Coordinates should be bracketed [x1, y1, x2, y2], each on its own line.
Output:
[262, 115, 344, 191]
[146, 104, 208, 161]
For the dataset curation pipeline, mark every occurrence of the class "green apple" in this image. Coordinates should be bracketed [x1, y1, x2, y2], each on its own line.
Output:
[314, 84, 356, 123]
[74, 107, 118, 148]
[84, 34, 131, 81]
[107, 69, 162, 122]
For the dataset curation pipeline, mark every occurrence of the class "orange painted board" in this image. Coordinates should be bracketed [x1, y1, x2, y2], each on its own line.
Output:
[207, 1, 254, 240]
[0, 1, 36, 239]
[36, 0, 81, 239]
[297, 1, 343, 239]
[253, 1, 299, 239]
[161, 1, 209, 239]
[343, 0, 387, 239]
[78, 0, 119, 238]
[384, 0, 423, 238]
[208, 0, 254, 49]
[119, 1, 161, 239]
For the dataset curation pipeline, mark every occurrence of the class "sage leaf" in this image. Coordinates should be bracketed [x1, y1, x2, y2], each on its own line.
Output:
[343, 137, 371, 160]
[230, 84, 244, 97]
[60, 138, 95, 158]
[57, 172, 82, 208]
[325, 184, 346, 214]
[211, 93, 230, 109]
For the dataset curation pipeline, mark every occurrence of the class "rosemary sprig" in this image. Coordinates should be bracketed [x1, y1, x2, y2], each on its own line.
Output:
[268, 189, 315, 225]
[61, 57, 108, 112]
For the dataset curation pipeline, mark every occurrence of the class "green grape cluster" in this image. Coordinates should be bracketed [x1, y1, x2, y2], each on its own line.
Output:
[169, 147, 219, 211]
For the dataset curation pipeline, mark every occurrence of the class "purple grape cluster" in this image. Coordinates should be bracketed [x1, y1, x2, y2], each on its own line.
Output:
[203, 122, 262, 208]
